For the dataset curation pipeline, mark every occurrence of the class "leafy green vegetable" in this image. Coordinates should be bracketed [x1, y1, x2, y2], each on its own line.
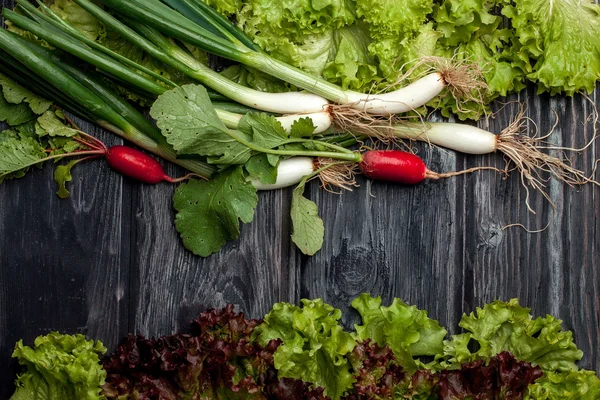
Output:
[526, 369, 600, 399]
[244, 153, 278, 184]
[290, 177, 324, 256]
[35, 111, 79, 138]
[504, 0, 600, 95]
[10, 332, 106, 400]
[0, 137, 46, 183]
[201, 0, 243, 16]
[356, 0, 432, 38]
[254, 299, 357, 399]
[321, 24, 381, 91]
[151, 84, 252, 164]
[0, 92, 36, 126]
[54, 159, 80, 199]
[352, 294, 447, 372]
[49, 0, 105, 41]
[173, 168, 258, 257]
[0, 72, 52, 115]
[442, 299, 584, 372]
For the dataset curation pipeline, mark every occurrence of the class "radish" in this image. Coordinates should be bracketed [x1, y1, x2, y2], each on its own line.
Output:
[105, 145, 199, 183]
[359, 150, 499, 184]
[359, 150, 428, 184]
[64, 132, 200, 184]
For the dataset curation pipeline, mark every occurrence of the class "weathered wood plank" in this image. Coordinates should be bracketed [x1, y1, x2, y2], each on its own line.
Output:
[0, 119, 130, 398]
[128, 161, 297, 336]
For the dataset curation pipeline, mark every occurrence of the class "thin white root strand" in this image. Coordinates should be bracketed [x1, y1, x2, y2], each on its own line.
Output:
[496, 107, 600, 213]
[314, 158, 359, 193]
[425, 166, 507, 180]
[501, 221, 551, 233]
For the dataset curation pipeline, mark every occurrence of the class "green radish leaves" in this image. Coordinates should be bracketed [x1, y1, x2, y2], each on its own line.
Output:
[151, 84, 251, 163]
[290, 177, 324, 256]
[0, 75, 92, 193]
[152, 84, 337, 257]
[0, 137, 47, 183]
[0, 73, 52, 115]
[173, 167, 258, 257]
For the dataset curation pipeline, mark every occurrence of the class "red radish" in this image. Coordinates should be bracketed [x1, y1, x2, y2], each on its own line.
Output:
[360, 150, 427, 184]
[105, 145, 195, 183]
[359, 150, 501, 184]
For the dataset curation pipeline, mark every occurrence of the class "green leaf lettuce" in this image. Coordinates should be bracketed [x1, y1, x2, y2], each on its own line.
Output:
[10, 332, 106, 400]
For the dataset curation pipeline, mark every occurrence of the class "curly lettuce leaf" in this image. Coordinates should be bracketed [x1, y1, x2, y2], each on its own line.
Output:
[437, 351, 543, 400]
[525, 369, 600, 399]
[355, 0, 432, 37]
[254, 299, 356, 399]
[433, 0, 501, 46]
[10, 333, 106, 400]
[49, 0, 104, 41]
[442, 299, 584, 372]
[503, 0, 600, 95]
[103, 305, 279, 399]
[201, 0, 243, 16]
[352, 294, 447, 373]
[239, 0, 356, 39]
[322, 24, 381, 91]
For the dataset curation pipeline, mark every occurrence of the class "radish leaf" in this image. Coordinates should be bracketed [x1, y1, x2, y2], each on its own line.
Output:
[245, 153, 278, 184]
[239, 112, 289, 150]
[0, 92, 36, 126]
[151, 84, 252, 164]
[290, 178, 324, 256]
[173, 167, 258, 257]
[0, 72, 52, 115]
[36, 111, 79, 138]
[290, 116, 317, 138]
[0, 137, 46, 183]
[54, 159, 80, 199]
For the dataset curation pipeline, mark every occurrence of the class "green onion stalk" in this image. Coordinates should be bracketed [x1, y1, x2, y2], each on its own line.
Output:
[4, 1, 332, 133]
[0, 28, 215, 178]
[93, 0, 476, 116]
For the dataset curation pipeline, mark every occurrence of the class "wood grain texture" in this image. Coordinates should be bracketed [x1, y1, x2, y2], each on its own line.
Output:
[1, 0, 600, 396]
[0, 120, 130, 399]
[128, 162, 298, 337]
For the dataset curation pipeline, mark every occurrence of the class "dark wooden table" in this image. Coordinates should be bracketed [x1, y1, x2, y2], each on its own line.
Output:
[1, 1, 599, 397]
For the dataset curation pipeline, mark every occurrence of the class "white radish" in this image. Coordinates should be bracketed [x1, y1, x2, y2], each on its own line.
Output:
[393, 122, 497, 154]
[345, 73, 446, 116]
[251, 157, 315, 190]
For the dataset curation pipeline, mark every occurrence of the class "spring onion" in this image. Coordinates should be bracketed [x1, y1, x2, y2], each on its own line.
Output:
[93, 0, 483, 115]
